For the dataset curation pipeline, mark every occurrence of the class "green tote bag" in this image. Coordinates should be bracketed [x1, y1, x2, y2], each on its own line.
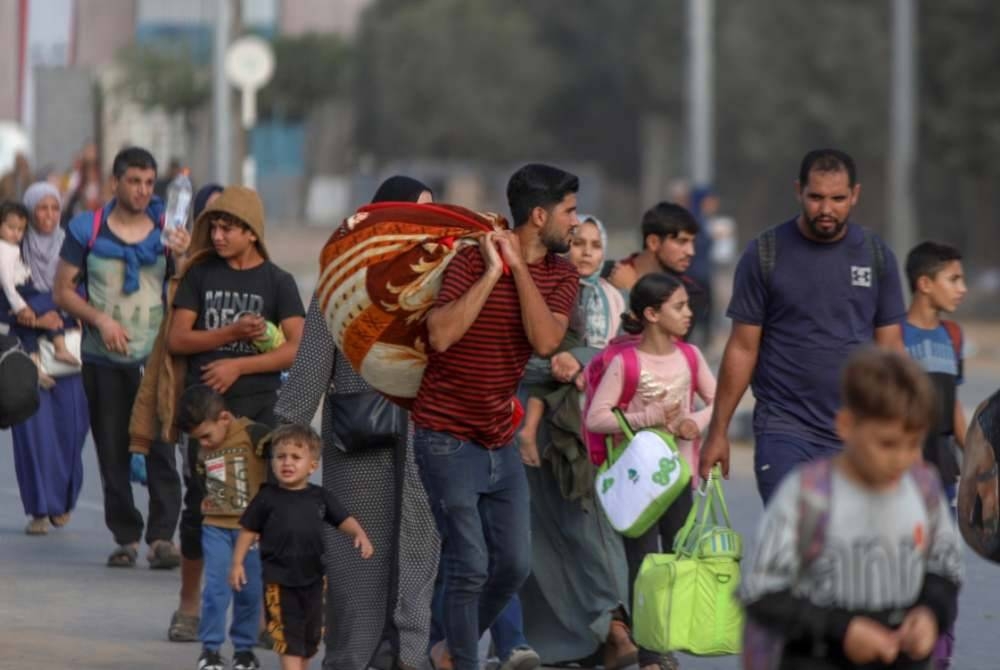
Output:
[632, 471, 744, 656]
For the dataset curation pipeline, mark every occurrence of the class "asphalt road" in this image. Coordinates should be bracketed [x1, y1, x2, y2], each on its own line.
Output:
[1, 376, 998, 670]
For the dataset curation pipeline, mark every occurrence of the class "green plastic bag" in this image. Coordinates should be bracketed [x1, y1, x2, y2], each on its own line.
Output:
[632, 472, 743, 656]
[595, 409, 691, 538]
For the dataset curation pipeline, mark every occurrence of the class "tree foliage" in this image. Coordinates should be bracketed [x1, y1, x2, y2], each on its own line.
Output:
[354, 1, 684, 180]
[258, 33, 352, 121]
[114, 43, 210, 118]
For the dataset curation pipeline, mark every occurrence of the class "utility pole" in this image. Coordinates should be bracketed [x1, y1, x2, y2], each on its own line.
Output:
[888, 0, 918, 257]
[212, 0, 232, 185]
[687, 0, 714, 188]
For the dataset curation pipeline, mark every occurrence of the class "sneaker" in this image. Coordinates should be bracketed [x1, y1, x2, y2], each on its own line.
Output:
[197, 649, 225, 670]
[232, 650, 261, 670]
[499, 646, 541, 670]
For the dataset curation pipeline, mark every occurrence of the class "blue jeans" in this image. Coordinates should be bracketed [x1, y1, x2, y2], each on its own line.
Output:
[490, 595, 529, 660]
[431, 591, 529, 662]
[199, 525, 262, 652]
[754, 433, 842, 504]
[414, 429, 532, 670]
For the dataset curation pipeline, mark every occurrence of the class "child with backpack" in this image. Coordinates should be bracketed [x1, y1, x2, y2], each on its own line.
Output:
[902, 242, 967, 507]
[740, 348, 963, 670]
[585, 272, 716, 670]
[902, 242, 968, 669]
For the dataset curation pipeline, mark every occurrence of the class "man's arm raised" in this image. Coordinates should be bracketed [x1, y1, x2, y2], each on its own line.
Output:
[699, 321, 762, 480]
[496, 232, 569, 357]
[427, 234, 504, 353]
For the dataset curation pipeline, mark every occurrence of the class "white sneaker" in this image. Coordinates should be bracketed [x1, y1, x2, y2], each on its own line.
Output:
[498, 646, 541, 670]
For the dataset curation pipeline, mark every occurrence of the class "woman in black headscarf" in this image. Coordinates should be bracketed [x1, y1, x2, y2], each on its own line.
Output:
[275, 176, 439, 670]
[371, 175, 434, 205]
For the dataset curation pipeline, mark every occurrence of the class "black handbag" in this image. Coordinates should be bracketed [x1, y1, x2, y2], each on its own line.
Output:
[327, 389, 408, 452]
[0, 334, 39, 428]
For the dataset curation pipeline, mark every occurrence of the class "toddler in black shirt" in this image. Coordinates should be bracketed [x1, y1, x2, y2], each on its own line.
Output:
[230, 424, 372, 669]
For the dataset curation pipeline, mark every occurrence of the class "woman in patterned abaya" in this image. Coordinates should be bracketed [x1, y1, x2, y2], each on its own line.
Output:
[274, 176, 438, 670]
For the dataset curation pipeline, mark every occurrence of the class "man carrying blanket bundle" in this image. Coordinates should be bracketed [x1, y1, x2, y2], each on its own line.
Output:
[411, 164, 580, 670]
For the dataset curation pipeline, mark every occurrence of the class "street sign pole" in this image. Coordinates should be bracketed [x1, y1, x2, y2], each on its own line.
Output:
[224, 35, 275, 190]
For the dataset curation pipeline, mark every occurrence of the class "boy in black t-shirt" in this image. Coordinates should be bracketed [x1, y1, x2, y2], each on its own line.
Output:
[165, 186, 305, 642]
[230, 424, 373, 669]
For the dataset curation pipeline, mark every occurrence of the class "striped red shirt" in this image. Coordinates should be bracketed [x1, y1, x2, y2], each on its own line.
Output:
[411, 246, 579, 447]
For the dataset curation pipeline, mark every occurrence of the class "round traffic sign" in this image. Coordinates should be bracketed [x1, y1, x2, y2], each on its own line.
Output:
[224, 35, 275, 90]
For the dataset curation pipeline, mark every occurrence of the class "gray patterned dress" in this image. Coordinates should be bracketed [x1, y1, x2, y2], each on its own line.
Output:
[275, 296, 439, 670]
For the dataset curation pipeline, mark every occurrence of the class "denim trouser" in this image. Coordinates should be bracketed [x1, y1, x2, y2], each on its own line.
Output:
[199, 525, 262, 652]
[414, 428, 532, 670]
[431, 591, 529, 662]
[754, 432, 842, 504]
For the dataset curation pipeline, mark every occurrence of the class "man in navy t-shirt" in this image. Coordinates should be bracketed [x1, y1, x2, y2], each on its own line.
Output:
[699, 149, 906, 503]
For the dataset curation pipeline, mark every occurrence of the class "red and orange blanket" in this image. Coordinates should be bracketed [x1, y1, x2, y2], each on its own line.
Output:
[317, 202, 508, 407]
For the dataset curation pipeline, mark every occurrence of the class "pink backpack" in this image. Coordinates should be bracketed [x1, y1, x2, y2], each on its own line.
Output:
[582, 335, 699, 467]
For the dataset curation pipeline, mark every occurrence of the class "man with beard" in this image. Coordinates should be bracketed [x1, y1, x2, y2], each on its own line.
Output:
[54, 147, 188, 568]
[605, 201, 709, 343]
[412, 164, 579, 670]
[698, 149, 906, 503]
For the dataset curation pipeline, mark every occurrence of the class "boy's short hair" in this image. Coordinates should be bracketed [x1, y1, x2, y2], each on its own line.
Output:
[905, 241, 963, 292]
[0, 201, 30, 225]
[841, 347, 935, 433]
[506, 164, 579, 227]
[112, 146, 157, 179]
[176, 384, 227, 433]
[269, 423, 322, 459]
[640, 201, 699, 246]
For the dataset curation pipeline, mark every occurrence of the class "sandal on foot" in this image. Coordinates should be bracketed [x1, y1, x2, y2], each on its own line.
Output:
[167, 609, 200, 642]
[25, 517, 49, 535]
[640, 653, 680, 670]
[604, 620, 639, 670]
[147, 540, 181, 570]
[49, 512, 71, 528]
[107, 544, 138, 567]
[430, 641, 454, 670]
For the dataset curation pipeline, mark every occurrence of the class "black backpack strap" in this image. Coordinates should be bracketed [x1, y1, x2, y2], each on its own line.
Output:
[863, 228, 886, 281]
[757, 227, 778, 287]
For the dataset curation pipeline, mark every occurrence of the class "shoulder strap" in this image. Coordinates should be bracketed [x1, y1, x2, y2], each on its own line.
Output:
[757, 227, 778, 287]
[863, 228, 886, 280]
[796, 458, 834, 567]
[909, 462, 943, 514]
[941, 319, 964, 377]
[87, 208, 103, 251]
[675, 339, 699, 409]
[909, 462, 943, 542]
[617, 347, 641, 409]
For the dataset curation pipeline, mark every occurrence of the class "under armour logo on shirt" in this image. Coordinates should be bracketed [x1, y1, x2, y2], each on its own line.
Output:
[851, 266, 872, 287]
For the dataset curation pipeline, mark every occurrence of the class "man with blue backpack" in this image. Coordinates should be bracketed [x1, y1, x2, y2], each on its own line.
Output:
[54, 147, 190, 569]
[699, 149, 907, 503]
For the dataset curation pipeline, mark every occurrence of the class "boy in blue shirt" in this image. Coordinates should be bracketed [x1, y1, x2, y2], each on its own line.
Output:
[902, 241, 968, 669]
[902, 241, 968, 505]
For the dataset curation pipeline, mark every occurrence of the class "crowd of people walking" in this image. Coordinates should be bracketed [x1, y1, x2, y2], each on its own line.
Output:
[0, 145, 972, 670]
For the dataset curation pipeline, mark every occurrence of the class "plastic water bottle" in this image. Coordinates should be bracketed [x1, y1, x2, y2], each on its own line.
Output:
[161, 168, 193, 245]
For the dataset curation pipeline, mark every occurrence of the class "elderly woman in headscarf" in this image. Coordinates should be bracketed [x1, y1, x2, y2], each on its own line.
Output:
[275, 175, 439, 670]
[10, 182, 90, 536]
[490, 215, 637, 669]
